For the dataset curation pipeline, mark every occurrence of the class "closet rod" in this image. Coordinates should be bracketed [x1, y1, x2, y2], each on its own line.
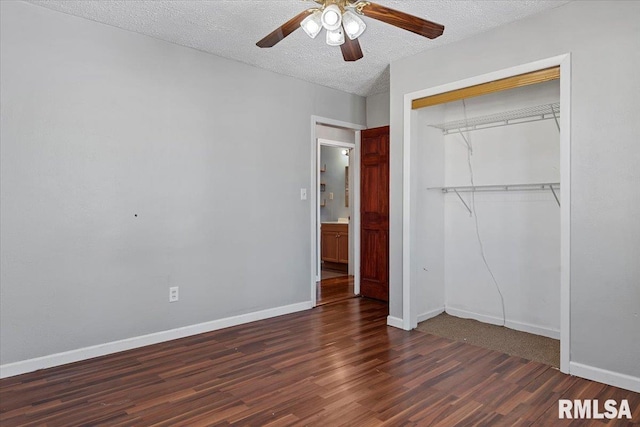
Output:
[428, 182, 561, 208]
[429, 182, 560, 193]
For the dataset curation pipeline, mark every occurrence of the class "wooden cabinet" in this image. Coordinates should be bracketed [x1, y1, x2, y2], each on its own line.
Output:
[321, 223, 349, 272]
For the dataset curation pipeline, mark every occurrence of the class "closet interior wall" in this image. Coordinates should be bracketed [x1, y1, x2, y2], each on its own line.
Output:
[415, 81, 561, 338]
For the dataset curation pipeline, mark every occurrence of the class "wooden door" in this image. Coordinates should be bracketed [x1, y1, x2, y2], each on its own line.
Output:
[360, 126, 390, 302]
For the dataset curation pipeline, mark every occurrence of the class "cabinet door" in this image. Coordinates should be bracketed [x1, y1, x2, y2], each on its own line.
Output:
[321, 229, 339, 262]
[337, 232, 349, 264]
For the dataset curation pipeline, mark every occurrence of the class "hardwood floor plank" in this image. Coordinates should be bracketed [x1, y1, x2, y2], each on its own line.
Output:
[316, 275, 355, 306]
[1, 298, 638, 426]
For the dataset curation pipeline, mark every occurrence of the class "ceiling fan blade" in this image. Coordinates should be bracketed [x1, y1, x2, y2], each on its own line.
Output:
[256, 10, 312, 48]
[341, 37, 364, 62]
[358, 2, 444, 39]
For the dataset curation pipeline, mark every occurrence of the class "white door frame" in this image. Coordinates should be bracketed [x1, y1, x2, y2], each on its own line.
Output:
[310, 116, 365, 307]
[401, 54, 571, 373]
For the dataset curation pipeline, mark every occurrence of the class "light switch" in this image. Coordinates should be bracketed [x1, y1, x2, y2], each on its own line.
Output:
[329, 192, 334, 200]
[300, 188, 307, 200]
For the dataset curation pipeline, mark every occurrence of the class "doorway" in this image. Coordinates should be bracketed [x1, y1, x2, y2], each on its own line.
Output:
[319, 144, 351, 278]
[310, 117, 365, 307]
[317, 142, 354, 305]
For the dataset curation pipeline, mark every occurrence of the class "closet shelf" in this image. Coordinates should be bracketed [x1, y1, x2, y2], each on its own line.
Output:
[430, 103, 560, 135]
[428, 182, 561, 209]
[429, 182, 560, 193]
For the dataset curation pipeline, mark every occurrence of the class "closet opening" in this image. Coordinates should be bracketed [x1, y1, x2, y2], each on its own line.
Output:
[402, 60, 570, 371]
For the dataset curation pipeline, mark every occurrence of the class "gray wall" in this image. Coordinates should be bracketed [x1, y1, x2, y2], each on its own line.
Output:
[366, 92, 390, 128]
[390, 1, 640, 378]
[0, 1, 365, 364]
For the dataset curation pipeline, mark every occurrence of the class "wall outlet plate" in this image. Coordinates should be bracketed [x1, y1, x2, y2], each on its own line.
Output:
[169, 286, 179, 302]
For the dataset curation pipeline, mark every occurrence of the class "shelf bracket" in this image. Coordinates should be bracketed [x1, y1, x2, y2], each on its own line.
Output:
[453, 189, 473, 216]
[549, 185, 560, 207]
[550, 104, 560, 132]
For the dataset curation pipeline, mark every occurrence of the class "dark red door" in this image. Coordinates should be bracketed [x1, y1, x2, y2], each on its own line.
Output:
[360, 126, 389, 302]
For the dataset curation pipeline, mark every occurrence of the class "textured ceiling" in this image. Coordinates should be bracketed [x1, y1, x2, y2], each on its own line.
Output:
[26, 0, 570, 96]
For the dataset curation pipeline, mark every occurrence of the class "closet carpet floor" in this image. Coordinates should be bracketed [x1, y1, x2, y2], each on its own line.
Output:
[416, 313, 560, 368]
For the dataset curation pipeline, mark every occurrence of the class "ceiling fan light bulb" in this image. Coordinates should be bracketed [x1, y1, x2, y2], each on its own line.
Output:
[345, 21, 359, 35]
[324, 11, 339, 26]
[321, 4, 342, 31]
[342, 10, 366, 40]
[307, 21, 320, 33]
[300, 11, 322, 39]
[326, 28, 345, 46]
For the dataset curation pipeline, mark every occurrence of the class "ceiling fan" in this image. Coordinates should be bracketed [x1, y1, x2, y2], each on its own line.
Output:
[256, 0, 445, 62]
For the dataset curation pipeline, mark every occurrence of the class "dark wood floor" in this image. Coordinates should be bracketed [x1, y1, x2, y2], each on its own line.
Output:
[316, 275, 355, 306]
[1, 298, 638, 426]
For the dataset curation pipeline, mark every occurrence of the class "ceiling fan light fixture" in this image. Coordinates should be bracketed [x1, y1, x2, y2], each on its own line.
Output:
[321, 4, 342, 31]
[342, 10, 366, 40]
[256, 1, 445, 62]
[326, 27, 345, 46]
[300, 10, 322, 39]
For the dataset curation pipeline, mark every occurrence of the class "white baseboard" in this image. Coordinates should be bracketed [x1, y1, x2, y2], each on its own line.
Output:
[0, 301, 313, 379]
[386, 316, 405, 329]
[417, 307, 445, 323]
[570, 362, 640, 393]
[445, 306, 560, 339]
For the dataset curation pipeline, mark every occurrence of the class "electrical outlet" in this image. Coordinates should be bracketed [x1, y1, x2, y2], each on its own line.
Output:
[169, 286, 179, 302]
